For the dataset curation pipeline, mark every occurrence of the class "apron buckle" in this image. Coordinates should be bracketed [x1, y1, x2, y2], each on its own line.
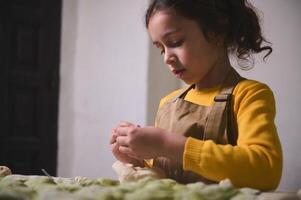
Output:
[214, 94, 231, 102]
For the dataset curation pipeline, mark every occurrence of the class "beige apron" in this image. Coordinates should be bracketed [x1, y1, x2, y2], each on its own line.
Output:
[154, 67, 244, 184]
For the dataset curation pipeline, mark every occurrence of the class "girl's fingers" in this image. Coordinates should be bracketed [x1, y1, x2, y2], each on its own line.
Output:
[118, 146, 138, 158]
[109, 129, 118, 144]
[115, 126, 130, 136]
[116, 136, 129, 146]
[118, 121, 135, 127]
[109, 135, 117, 144]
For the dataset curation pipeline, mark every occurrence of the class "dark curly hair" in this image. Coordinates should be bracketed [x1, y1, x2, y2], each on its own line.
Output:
[145, 0, 272, 69]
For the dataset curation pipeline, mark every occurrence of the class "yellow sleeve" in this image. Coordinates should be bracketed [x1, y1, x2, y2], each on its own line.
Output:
[183, 80, 283, 191]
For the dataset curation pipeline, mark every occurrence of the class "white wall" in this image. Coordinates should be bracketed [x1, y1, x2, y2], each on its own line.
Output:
[59, 0, 78, 178]
[146, 44, 180, 125]
[240, 0, 301, 191]
[59, 0, 149, 179]
[59, 0, 301, 191]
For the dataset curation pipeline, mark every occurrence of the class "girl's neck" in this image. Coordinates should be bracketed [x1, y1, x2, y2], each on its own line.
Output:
[195, 55, 231, 90]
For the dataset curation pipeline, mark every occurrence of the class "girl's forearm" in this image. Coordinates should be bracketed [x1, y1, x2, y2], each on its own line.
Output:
[162, 133, 187, 164]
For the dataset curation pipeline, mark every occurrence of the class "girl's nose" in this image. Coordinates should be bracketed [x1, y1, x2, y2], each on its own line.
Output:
[164, 50, 177, 65]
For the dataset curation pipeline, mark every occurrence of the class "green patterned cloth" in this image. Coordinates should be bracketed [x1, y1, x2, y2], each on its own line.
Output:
[0, 175, 261, 200]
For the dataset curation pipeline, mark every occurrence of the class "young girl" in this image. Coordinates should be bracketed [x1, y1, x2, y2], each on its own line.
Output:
[110, 0, 282, 191]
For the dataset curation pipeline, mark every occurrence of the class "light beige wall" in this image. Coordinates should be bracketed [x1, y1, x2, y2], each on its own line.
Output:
[146, 43, 180, 125]
[59, 0, 149, 179]
[59, 0, 78, 178]
[241, 0, 301, 191]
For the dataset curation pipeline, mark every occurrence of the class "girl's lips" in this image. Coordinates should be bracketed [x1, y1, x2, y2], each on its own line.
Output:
[172, 69, 186, 77]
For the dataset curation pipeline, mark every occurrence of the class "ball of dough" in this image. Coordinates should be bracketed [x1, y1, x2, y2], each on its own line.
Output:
[112, 161, 165, 182]
[0, 166, 12, 177]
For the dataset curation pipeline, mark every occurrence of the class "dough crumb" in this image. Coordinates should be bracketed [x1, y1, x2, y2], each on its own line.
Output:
[74, 176, 89, 182]
[0, 166, 12, 177]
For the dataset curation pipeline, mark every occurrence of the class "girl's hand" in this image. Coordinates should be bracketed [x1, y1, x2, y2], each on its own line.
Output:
[115, 125, 186, 162]
[110, 122, 143, 166]
[115, 126, 166, 159]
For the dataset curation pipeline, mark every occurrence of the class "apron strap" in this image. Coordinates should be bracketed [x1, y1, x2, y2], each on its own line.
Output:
[204, 67, 244, 145]
[171, 84, 195, 102]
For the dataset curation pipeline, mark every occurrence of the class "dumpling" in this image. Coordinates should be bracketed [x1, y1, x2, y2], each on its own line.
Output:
[112, 161, 165, 182]
[0, 166, 12, 177]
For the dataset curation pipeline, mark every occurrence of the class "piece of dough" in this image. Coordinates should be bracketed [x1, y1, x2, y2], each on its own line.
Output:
[0, 166, 12, 177]
[74, 176, 89, 182]
[112, 161, 165, 182]
[297, 189, 301, 198]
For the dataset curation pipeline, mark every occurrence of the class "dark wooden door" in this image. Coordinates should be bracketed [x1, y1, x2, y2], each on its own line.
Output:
[0, 0, 61, 176]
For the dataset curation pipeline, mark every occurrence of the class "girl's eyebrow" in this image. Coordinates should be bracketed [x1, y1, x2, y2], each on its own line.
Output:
[152, 28, 182, 45]
[162, 28, 182, 39]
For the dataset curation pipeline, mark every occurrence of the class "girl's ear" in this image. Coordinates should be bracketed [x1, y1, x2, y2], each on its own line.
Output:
[208, 17, 229, 47]
[215, 35, 225, 47]
[207, 31, 225, 47]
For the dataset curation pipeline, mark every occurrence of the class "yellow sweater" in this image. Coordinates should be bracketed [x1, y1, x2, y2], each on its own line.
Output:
[157, 79, 282, 191]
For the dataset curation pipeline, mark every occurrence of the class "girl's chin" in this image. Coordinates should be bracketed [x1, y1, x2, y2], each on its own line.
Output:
[183, 75, 207, 86]
[181, 78, 195, 85]
[178, 74, 202, 85]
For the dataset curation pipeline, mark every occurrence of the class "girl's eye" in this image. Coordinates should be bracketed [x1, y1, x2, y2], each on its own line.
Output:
[159, 39, 184, 55]
[168, 39, 184, 48]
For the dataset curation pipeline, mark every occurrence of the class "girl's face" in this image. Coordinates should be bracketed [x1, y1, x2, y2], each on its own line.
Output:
[148, 9, 223, 85]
